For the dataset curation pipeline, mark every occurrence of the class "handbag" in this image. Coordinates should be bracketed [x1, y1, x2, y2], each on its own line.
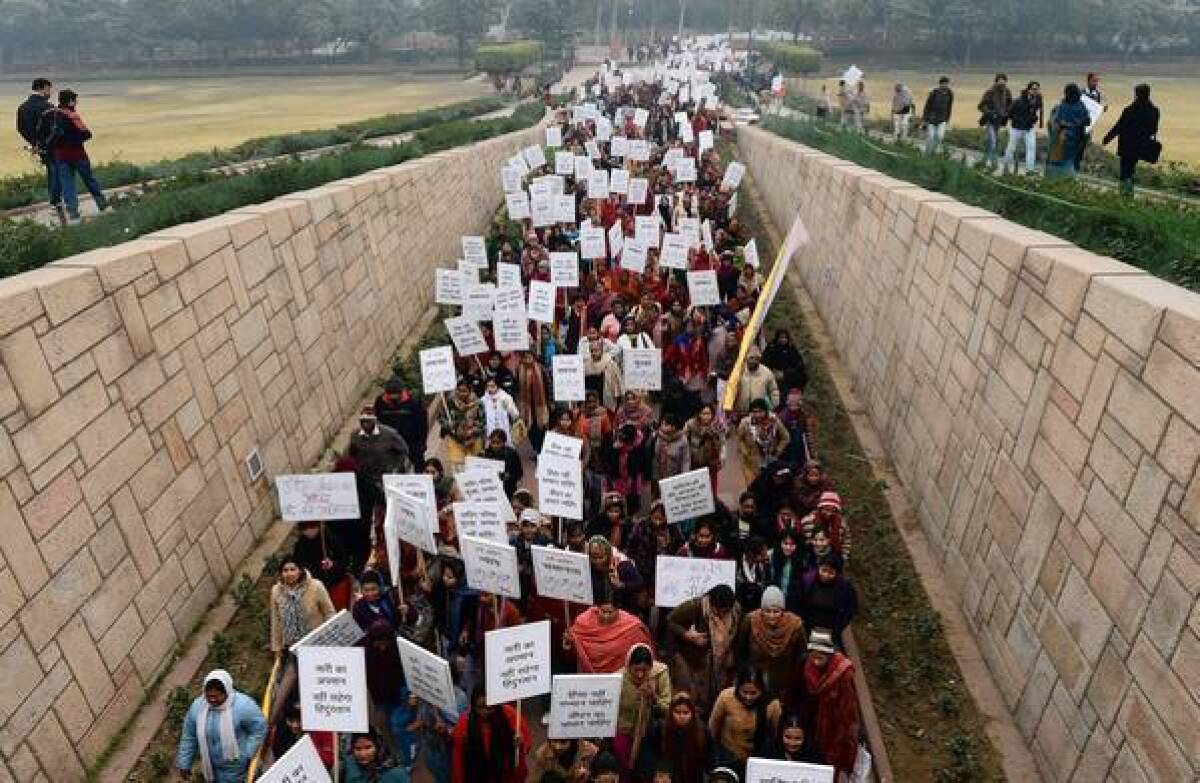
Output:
[1143, 137, 1162, 164]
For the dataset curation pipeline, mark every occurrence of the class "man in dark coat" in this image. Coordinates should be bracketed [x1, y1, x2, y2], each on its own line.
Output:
[1102, 84, 1160, 196]
[921, 76, 954, 154]
[373, 376, 427, 466]
[977, 73, 1013, 168]
[15, 77, 64, 221]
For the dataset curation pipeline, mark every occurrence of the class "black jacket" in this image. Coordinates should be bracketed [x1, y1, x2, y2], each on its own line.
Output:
[1103, 99, 1160, 161]
[1008, 94, 1043, 131]
[16, 94, 53, 149]
[921, 85, 954, 125]
[373, 391, 427, 457]
[977, 83, 1013, 126]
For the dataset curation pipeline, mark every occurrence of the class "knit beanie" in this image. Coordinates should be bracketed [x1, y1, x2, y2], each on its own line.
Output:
[760, 585, 785, 611]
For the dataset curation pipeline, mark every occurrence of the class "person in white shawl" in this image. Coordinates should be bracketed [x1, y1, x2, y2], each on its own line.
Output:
[584, 340, 625, 409]
[480, 377, 521, 442]
[175, 670, 267, 781]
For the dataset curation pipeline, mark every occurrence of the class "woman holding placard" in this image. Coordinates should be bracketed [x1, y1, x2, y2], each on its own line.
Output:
[614, 643, 672, 776]
[450, 685, 531, 783]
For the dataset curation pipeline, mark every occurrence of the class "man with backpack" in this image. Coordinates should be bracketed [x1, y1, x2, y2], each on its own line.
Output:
[15, 78, 65, 223]
[48, 89, 108, 225]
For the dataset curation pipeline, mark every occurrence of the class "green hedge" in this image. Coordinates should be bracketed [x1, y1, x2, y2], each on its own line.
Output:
[474, 41, 543, 75]
[761, 115, 1200, 291]
[0, 96, 509, 212]
[0, 102, 544, 279]
[758, 42, 821, 76]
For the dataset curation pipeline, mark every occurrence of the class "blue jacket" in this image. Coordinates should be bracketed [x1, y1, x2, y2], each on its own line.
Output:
[175, 692, 267, 782]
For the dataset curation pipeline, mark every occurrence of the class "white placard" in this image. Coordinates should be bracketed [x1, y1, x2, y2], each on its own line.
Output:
[290, 610, 366, 650]
[596, 116, 612, 141]
[550, 251, 581, 287]
[457, 470, 515, 521]
[743, 238, 760, 268]
[660, 233, 689, 269]
[659, 467, 715, 523]
[745, 758, 836, 783]
[541, 431, 584, 461]
[494, 286, 525, 316]
[701, 219, 715, 252]
[537, 453, 583, 520]
[548, 674, 622, 740]
[555, 150, 575, 176]
[574, 155, 592, 181]
[296, 646, 369, 733]
[609, 168, 629, 195]
[587, 169, 609, 200]
[621, 237, 647, 274]
[545, 126, 563, 148]
[435, 268, 464, 306]
[630, 140, 651, 162]
[679, 217, 701, 248]
[397, 636, 458, 716]
[462, 236, 487, 267]
[528, 280, 557, 323]
[493, 312, 530, 352]
[452, 500, 509, 543]
[611, 136, 628, 158]
[729, 192, 739, 217]
[446, 316, 489, 356]
[505, 190, 530, 220]
[531, 545, 593, 605]
[508, 152, 530, 178]
[497, 261, 522, 290]
[258, 735, 332, 783]
[687, 270, 721, 306]
[457, 258, 479, 282]
[634, 108, 649, 128]
[385, 488, 437, 557]
[462, 283, 496, 321]
[607, 222, 625, 257]
[461, 535, 521, 599]
[532, 194, 555, 227]
[419, 345, 457, 394]
[276, 473, 361, 522]
[721, 161, 746, 190]
[635, 215, 660, 248]
[627, 177, 648, 205]
[674, 157, 697, 183]
[552, 354, 585, 402]
[699, 129, 714, 152]
[580, 226, 606, 260]
[555, 194, 576, 225]
[465, 456, 506, 474]
[654, 556, 736, 608]
[585, 140, 601, 160]
[623, 348, 662, 391]
[502, 166, 523, 193]
[383, 473, 436, 508]
[523, 144, 547, 170]
[485, 620, 552, 705]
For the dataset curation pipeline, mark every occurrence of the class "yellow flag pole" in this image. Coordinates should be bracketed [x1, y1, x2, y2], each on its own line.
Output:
[721, 213, 810, 412]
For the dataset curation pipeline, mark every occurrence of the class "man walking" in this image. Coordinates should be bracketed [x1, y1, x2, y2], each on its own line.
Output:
[1001, 81, 1043, 174]
[15, 78, 64, 223]
[890, 83, 915, 141]
[977, 73, 1012, 168]
[921, 76, 954, 154]
[50, 89, 108, 224]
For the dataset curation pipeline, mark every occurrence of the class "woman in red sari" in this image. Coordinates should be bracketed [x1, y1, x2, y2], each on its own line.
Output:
[803, 629, 861, 776]
[564, 597, 653, 674]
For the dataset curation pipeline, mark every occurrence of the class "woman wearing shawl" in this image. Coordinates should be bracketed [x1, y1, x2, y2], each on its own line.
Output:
[665, 584, 742, 716]
[614, 643, 672, 775]
[684, 404, 728, 497]
[175, 670, 267, 782]
[564, 596, 653, 673]
[268, 556, 336, 724]
[583, 340, 625, 409]
[515, 351, 551, 450]
[635, 691, 715, 783]
[803, 630, 861, 776]
[529, 738, 598, 782]
[438, 381, 484, 473]
[614, 391, 655, 433]
[602, 424, 651, 517]
[450, 685, 531, 783]
[586, 535, 644, 610]
[734, 587, 806, 701]
[1046, 83, 1092, 177]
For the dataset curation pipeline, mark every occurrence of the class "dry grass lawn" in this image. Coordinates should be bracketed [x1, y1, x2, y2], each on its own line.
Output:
[803, 64, 1200, 165]
[0, 72, 492, 174]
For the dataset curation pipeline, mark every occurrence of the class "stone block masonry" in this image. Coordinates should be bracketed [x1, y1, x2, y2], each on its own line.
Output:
[0, 122, 542, 781]
[739, 125, 1199, 783]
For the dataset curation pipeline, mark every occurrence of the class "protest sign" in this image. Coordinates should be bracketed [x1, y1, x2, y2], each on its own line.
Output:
[296, 646, 369, 733]
[507, 152, 530, 177]
[435, 268, 464, 306]
[276, 473, 360, 521]
[528, 280, 557, 323]
[607, 222, 625, 256]
[419, 346, 456, 394]
[385, 487, 437, 557]
[452, 501, 509, 543]
[555, 150, 575, 175]
[545, 126, 563, 148]
[659, 467, 715, 523]
[555, 194, 576, 224]
[548, 674, 622, 740]
[633, 107, 649, 127]
[635, 215, 660, 247]
[574, 155, 592, 180]
[743, 237, 760, 268]
[493, 284, 525, 315]
[609, 168, 629, 195]
[699, 129, 714, 151]
[485, 620, 552, 705]
[462, 282, 495, 321]
[630, 139, 651, 161]
[580, 226, 607, 260]
[457, 258, 479, 282]
[532, 193, 555, 227]
[541, 430, 584, 461]
[623, 348, 662, 391]
[721, 161, 746, 190]
[611, 136, 628, 157]
[745, 758, 836, 783]
[258, 734, 332, 783]
[523, 144, 547, 170]
[841, 64, 863, 86]
[445, 316, 489, 356]
[531, 545, 592, 605]
[687, 270, 721, 306]
[621, 237, 647, 274]
[461, 236, 487, 267]
[461, 535, 521, 599]
[587, 169, 609, 200]
[457, 470, 515, 520]
[505, 191, 530, 220]
[493, 312, 530, 352]
[550, 251, 581, 287]
[654, 556, 736, 607]
[627, 176, 648, 205]
[465, 456, 506, 474]
[383, 473, 436, 509]
[660, 233, 688, 269]
[552, 354, 585, 402]
[678, 216, 700, 248]
[537, 453, 583, 520]
[674, 157, 697, 182]
[702, 219, 715, 252]
[501, 166, 522, 193]
[397, 636, 459, 715]
[497, 261, 522, 290]
[290, 610, 365, 650]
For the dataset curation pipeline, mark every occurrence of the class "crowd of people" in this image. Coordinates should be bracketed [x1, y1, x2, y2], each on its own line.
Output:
[167, 42, 868, 783]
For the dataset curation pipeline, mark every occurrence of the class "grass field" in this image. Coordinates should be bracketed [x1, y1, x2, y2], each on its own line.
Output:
[801, 63, 1200, 164]
[0, 71, 493, 174]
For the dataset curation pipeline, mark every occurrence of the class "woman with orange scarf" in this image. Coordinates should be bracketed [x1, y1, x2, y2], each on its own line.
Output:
[563, 597, 653, 674]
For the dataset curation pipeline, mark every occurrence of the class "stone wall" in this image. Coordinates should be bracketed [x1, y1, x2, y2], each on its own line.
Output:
[739, 125, 1198, 782]
[0, 124, 540, 781]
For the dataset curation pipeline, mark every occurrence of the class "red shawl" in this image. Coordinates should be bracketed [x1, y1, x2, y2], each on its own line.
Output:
[804, 653, 860, 774]
[570, 607, 653, 673]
